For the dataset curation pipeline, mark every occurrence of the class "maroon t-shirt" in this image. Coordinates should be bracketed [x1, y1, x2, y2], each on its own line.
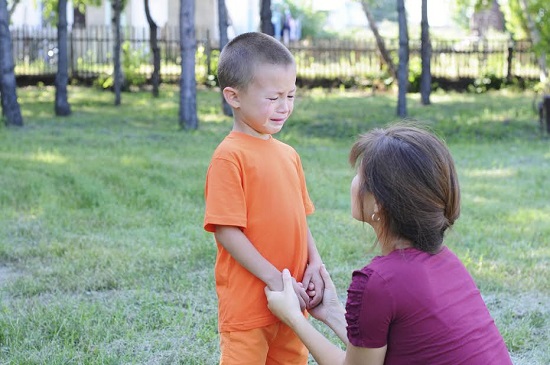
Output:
[345, 246, 512, 365]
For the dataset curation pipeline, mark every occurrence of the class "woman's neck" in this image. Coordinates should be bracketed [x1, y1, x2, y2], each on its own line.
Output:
[380, 237, 412, 255]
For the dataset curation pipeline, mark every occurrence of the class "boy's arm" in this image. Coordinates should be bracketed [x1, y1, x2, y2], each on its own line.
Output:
[214, 225, 309, 307]
[307, 227, 323, 266]
[215, 225, 284, 290]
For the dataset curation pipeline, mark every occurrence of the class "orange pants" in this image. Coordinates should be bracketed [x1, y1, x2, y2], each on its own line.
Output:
[219, 322, 308, 365]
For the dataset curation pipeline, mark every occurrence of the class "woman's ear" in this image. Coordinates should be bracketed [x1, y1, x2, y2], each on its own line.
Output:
[373, 200, 380, 214]
[222, 87, 240, 108]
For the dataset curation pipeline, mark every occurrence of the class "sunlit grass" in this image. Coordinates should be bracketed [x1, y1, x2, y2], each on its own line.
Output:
[0, 85, 548, 364]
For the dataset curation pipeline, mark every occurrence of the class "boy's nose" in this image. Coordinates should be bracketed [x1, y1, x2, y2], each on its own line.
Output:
[277, 98, 291, 113]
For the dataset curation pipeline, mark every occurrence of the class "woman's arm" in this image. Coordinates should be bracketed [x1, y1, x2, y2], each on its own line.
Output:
[266, 268, 347, 364]
[307, 265, 348, 343]
[266, 267, 387, 365]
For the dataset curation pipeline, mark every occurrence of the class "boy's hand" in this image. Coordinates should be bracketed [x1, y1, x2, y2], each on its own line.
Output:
[307, 265, 343, 324]
[302, 263, 325, 309]
[292, 277, 310, 311]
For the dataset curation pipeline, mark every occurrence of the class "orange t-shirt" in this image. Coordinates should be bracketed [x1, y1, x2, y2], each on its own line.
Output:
[204, 131, 315, 332]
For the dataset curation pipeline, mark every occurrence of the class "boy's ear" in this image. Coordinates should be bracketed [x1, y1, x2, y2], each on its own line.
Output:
[222, 87, 240, 108]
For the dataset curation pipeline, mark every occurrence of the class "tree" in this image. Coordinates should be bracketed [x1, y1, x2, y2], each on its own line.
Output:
[144, 0, 160, 97]
[396, 0, 409, 117]
[516, 0, 547, 83]
[112, 0, 126, 105]
[282, 0, 329, 39]
[260, 0, 274, 36]
[55, 0, 71, 116]
[453, 0, 548, 84]
[0, 0, 23, 126]
[420, 0, 431, 105]
[359, 0, 397, 79]
[180, 0, 198, 129]
[7, 0, 21, 17]
[470, 0, 505, 37]
[218, 0, 232, 116]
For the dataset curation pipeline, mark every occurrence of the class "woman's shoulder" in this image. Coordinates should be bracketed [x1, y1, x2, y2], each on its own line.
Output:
[348, 264, 389, 297]
[360, 246, 465, 284]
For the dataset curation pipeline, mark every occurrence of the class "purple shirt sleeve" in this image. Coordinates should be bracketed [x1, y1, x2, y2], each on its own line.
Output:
[342, 248, 513, 365]
[345, 267, 392, 348]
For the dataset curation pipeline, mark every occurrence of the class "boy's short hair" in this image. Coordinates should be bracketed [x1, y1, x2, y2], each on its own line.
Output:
[218, 32, 295, 91]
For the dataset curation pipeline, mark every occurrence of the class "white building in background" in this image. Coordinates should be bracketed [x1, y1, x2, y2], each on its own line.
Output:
[9, 0, 268, 41]
[313, 0, 456, 33]
[9, 0, 168, 29]
[10, 0, 73, 27]
[84, 0, 169, 28]
[9, 0, 457, 42]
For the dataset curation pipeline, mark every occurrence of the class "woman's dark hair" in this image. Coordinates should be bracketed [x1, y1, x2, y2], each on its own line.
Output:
[349, 124, 461, 253]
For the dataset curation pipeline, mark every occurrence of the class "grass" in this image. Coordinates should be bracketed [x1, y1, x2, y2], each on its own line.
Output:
[0, 85, 549, 364]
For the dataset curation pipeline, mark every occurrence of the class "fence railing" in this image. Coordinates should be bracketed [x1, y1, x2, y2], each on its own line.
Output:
[10, 25, 542, 85]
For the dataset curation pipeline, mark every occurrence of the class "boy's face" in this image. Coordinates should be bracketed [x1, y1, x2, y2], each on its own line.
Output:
[228, 63, 296, 139]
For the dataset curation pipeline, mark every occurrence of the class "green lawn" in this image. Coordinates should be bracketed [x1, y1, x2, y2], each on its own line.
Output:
[0, 86, 548, 364]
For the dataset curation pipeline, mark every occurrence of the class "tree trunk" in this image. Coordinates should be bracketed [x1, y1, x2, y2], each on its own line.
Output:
[7, 0, 21, 17]
[55, 0, 71, 116]
[260, 0, 274, 36]
[112, 0, 124, 105]
[360, 0, 396, 79]
[218, 0, 232, 116]
[0, 0, 23, 126]
[518, 0, 547, 83]
[144, 0, 160, 97]
[180, 0, 198, 129]
[420, 0, 431, 105]
[396, 0, 409, 117]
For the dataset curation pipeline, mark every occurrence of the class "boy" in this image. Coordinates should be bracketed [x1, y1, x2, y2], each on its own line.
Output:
[203, 32, 324, 364]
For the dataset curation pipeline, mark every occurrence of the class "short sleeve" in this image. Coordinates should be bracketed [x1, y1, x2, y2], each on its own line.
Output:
[203, 158, 247, 232]
[345, 267, 393, 348]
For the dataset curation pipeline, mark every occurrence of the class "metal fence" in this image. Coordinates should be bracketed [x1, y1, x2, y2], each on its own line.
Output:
[10, 25, 542, 85]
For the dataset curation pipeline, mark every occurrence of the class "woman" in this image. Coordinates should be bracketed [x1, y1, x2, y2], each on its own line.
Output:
[265, 125, 513, 365]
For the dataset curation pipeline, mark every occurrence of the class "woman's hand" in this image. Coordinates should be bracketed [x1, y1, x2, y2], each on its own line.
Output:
[265, 269, 305, 326]
[302, 262, 325, 309]
[307, 265, 344, 324]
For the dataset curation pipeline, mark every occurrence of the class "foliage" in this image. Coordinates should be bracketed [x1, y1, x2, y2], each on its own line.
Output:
[356, 0, 398, 22]
[39, 0, 102, 25]
[195, 45, 220, 87]
[468, 72, 503, 93]
[408, 57, 422, 92]
[278, 0, 333, 39]
[452, 0, 549, 57]
[94, 41, 148, 90]
[120, 41, 147, 88]
[504, 0, 550, 56]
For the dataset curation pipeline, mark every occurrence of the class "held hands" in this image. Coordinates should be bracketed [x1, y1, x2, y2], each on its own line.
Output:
[265, 269, 305, 326]
[306, 265, 343, 324]
[265, 265, 343, 326]
[292, 276, 310, 311]
[302, 263, 325, 309]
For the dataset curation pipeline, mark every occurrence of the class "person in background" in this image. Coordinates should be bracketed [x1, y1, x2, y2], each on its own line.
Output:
[204, 32, 324, 365]
[266, 124, 513, 365]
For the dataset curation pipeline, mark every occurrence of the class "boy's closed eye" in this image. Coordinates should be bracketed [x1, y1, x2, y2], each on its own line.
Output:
[267, 95, 295, 101]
